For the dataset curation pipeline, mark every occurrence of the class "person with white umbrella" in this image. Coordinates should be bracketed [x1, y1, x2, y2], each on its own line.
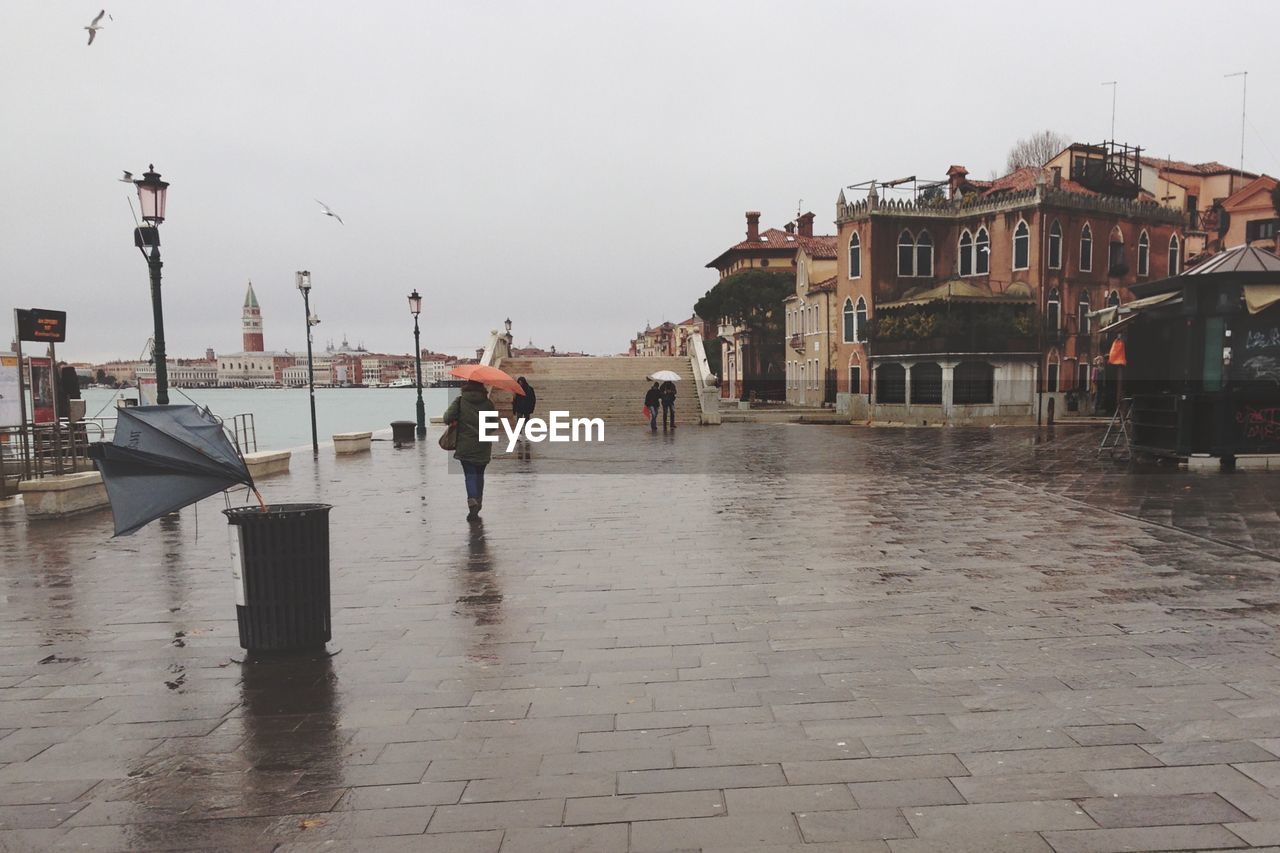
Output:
[647, 369, 681, 430]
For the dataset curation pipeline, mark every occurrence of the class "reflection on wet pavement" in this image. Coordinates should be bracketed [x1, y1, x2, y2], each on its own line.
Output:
[0, 423, 1277, 850]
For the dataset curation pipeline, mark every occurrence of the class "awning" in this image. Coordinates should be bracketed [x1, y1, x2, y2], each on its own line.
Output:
[1092, 291, 1181, 334]
[1245, 284, 1280, 315]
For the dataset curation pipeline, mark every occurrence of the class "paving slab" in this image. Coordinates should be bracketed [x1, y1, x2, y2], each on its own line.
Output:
[1, 424, 1279, 850]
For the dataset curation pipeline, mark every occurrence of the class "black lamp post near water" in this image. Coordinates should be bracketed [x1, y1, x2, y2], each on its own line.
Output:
[133, 166, 170, 404]
[297, 271, 319, 456]
[409, 290, 426, 438]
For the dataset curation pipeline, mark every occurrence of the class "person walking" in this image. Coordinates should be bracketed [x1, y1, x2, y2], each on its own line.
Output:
[660, 379, 677, 430]
[512, 376, 536, 429]
[443, 380, 496, 521]
[644, 381, 661, 431]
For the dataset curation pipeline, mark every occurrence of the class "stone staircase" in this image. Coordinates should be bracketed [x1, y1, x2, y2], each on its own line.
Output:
[494, 356, 702, 425]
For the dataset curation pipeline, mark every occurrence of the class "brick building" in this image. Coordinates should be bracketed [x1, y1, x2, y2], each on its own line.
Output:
[834, 143, 1185, 424]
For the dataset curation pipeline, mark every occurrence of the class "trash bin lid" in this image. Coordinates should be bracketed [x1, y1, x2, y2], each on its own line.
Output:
[224, 503, 333, 524]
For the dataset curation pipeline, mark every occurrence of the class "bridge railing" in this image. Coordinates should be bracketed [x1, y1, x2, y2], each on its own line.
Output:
[688, 334, 721, 425]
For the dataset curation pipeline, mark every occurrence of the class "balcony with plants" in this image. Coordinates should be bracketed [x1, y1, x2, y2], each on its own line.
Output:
[868, 304, 1038, 356]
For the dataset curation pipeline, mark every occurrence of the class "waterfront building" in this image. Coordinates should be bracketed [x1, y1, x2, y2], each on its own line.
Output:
[360, 354, 416, 386]
[137, 358, 218, 388]
[217, 352, 297, 386]
[90, 360, 147, 386]
[784, 240, 839, 406]
[835, 141, 1184, 424]
[421, 352, 458, 386]
[319, 337, 364, 386]
[281, 363, 328, 388]
[705, 211, 836, 399]
[242, 281, 264, 352]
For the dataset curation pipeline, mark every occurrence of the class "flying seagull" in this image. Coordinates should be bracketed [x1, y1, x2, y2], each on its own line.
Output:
[315, 199, 344, 225]
[85, 9, 109, 45]
[119, 170, 133, 183]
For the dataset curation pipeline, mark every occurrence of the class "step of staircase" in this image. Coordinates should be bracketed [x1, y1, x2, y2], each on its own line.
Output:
[496, 356, 701, 423]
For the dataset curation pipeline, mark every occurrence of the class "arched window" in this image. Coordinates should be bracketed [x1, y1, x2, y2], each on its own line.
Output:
[916, 231, 934, 277]
[842, 298, 855, 343]
[954, 362, 995, 405]
[910, 362, 943, 404]
[848, 355, 862, 396]
[959, 230, 974, 277]
[1078, 290, 1091, 334]
[848, 232, 861, 279]
[1046, 287, 1061, 331]
[1079, 224, 1093, 273]
[1168, 234, 1181, 275]
[1047, 353, 1060, 392]
[1107, 290, 1121, 308]
[1108, 226, 1126, 274]
[799, 362, 806, 390]
[975, 227, 990, 275]
[1013, 220, 1030, 270]
[855, 297, 867, 342]
[898, 230, 914, 276]
[1137, 231, 1150, 277]
[1048, 220, 1063, 269]
[876, 363, 906, 404]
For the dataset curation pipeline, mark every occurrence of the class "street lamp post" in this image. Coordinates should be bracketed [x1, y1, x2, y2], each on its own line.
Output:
[409, 290, 425, 438]
[133, 166, 170, 404]
[297, 271, 319, 456]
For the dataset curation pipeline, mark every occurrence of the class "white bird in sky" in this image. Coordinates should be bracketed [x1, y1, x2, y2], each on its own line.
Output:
[85, 9, 111, 45]
[315, 199, 344, 225]
[119, 170, 133, 183]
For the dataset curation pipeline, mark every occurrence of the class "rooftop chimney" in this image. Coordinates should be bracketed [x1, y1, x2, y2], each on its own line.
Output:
[1051, 166, 1062, 189]
[797, 212, 815, 238]
[946, 165, 969, 199]
[745, 211, 761, 242]
[784, 222, 795, 235]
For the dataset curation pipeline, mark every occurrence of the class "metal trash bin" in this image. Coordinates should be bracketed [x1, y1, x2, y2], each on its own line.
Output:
[390, 420, 416, 447]
[224, 503, 333, 653]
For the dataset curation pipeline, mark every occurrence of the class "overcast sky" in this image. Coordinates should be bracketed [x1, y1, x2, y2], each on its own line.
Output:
[2, 1, 1277, 362]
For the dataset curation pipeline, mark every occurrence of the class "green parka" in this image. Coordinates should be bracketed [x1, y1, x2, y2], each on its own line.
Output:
[443, 386, 496, 465]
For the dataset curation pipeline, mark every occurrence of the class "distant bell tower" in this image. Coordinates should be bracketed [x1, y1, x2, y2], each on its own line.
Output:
[242, 281, 264, 352]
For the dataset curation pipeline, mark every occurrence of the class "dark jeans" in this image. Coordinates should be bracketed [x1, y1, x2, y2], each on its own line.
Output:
[662, 400, 675, 427]
[649, 404, 658, 429]
[460, 461, 486, 502]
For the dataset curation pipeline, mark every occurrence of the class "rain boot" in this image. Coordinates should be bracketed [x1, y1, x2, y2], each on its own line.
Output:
[467, 498, 479, 520]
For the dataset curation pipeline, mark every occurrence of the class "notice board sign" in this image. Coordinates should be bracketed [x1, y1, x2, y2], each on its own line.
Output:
[15, 309, 67, 343]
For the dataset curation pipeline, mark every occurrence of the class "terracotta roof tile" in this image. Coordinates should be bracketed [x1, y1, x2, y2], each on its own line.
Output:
[1142, 156, 1248, 176]
[982, 166, 1098, 197]
[808, 275, 837, 293]
[799, 236, 838, 259]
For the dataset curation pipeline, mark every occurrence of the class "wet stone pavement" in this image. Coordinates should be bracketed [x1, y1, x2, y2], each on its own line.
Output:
[2, 423, 1280, 851]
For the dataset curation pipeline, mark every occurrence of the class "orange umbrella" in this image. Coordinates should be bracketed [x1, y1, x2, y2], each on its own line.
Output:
[450, 364, 526, 395]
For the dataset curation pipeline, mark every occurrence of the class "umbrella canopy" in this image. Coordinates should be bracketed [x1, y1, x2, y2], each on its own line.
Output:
[450, 364, 525, 395]
[89, 405, 254, 536]
[647, 370, 681, 382]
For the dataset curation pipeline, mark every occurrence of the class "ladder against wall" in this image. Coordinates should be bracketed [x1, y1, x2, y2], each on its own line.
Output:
[1098, 397, 1132, 460]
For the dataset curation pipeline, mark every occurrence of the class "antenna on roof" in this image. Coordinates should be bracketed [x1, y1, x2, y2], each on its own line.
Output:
[1102, 81, 1118, 140]
[1225, 71, 1247, 176]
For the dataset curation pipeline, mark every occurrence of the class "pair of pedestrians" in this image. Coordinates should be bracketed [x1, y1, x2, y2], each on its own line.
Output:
[644, 380, 677, 431]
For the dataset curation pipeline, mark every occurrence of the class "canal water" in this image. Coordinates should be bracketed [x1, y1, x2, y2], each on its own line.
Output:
[82, 386, 453, 451]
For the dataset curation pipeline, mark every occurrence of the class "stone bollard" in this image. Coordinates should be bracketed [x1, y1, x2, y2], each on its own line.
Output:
[333, 432, 372, 455]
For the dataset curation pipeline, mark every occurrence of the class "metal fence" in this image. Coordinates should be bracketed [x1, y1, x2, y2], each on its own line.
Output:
[0, 411, 257, 501]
